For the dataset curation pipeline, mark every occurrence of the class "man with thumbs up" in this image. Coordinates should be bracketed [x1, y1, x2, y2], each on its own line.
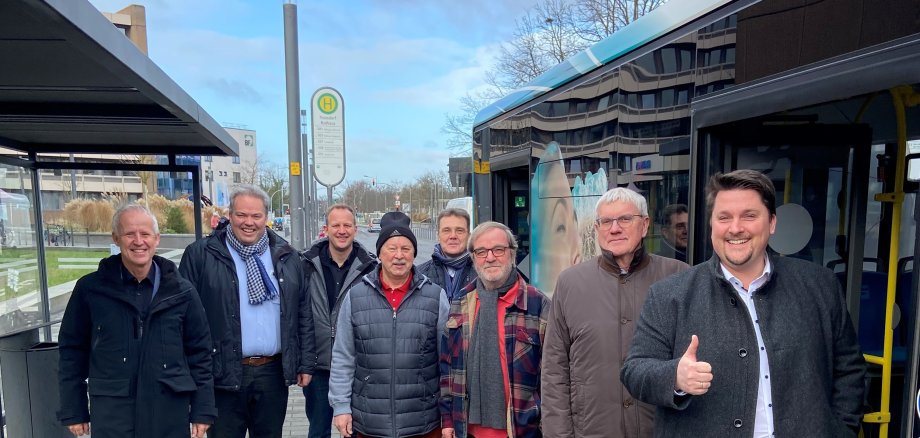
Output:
[621, 170, 865, 437]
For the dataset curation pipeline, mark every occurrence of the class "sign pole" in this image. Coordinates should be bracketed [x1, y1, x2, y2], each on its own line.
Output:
[283, 1, 305, 250]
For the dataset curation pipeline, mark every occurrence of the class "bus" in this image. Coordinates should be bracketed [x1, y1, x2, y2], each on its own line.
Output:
[471, 0, 920, 436]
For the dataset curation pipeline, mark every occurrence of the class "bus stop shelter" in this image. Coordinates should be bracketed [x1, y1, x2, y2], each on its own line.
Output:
[0, 0, 237, 435]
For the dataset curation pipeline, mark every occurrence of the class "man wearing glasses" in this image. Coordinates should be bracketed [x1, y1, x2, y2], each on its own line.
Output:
[441, 221, 551, 438]
[542, 188, 688, 438]
[657, 203, 689, 263]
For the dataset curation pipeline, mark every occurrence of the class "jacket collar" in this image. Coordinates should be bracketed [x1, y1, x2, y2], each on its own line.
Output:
[97, 255, 187, 308]
[464, 273, 529, 312]
[304, 238, 377, 267]
[364, 264, 428, 292]
[598, 245, 650, 277]
[706, 253, 779, 295]
[209, 227, 293, 261]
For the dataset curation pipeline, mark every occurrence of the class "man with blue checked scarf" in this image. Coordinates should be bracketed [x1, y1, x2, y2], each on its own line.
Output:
[180, 184, 317, 438]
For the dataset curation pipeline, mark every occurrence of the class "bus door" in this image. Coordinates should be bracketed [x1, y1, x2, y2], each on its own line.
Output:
[490, 162, 531, 269]
[695, 119, 920, 436]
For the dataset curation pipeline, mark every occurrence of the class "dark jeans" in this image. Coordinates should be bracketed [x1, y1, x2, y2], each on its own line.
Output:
[208, 361, 288, 438]
[303, 369, 332, 438]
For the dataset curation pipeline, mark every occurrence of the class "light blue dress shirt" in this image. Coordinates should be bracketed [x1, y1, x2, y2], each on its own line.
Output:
[721, 257, 775, 438]
[226, 240, 282, 357]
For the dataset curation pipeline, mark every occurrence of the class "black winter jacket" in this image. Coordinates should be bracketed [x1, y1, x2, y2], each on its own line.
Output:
[179, 228, 316, 390]
[417, 256, 476, 302]
[58, 255, 216, 437]
[301, 238, 376, 370]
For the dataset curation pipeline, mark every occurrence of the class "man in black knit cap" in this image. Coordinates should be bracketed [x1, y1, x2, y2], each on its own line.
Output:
[329, 211, 449, 438]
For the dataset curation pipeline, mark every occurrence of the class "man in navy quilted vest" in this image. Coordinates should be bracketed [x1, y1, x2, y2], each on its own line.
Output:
[329, 211, 449, 438]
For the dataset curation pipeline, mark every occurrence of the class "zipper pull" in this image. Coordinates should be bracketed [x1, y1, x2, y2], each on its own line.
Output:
[137, 319, 144, 339]
[393, 310, 397, 319]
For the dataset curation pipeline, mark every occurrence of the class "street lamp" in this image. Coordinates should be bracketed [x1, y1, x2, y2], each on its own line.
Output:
[270, 185, 287, 217]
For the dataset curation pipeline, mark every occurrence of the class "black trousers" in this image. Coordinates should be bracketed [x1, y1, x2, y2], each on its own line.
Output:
[208, 360, 289, 438]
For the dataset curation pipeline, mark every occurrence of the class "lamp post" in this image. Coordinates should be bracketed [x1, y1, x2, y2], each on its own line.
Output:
[270, 185, 286, 218]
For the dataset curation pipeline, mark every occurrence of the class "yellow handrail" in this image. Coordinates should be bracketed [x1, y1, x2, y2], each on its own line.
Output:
[865, 86, 920, 438]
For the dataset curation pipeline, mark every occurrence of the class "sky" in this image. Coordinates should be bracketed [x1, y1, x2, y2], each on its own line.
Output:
[86, 0, 543, 186]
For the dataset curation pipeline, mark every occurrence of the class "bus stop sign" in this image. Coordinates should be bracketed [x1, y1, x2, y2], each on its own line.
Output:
[311, 87, 346, 187]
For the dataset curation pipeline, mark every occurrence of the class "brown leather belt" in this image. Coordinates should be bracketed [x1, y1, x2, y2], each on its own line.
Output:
[241, 353, 281, 366]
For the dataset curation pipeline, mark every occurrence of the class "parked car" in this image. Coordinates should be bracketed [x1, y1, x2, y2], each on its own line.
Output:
[369, 218, 382, 233]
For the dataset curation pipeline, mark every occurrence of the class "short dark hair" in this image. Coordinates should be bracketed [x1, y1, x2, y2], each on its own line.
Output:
[325, 204, 356, 224]
[436, 208, 470, 230]
[705, 170, 776, 216]
[660, 203, 688, 226]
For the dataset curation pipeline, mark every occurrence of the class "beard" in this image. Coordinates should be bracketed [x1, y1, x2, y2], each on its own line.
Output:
[477, 261, 513, 286]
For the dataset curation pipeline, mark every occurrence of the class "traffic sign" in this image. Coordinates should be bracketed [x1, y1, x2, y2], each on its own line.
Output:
[311, 87, 345, 187]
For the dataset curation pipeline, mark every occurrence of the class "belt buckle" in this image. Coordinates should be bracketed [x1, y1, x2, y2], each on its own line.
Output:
[244, 356, 264, 366]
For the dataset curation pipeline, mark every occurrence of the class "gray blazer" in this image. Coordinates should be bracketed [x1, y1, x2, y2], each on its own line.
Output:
[620, 255, 865, 438]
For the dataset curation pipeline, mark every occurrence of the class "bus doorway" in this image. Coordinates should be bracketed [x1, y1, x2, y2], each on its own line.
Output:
[694, 117, 918, 437]
[491, 164, 530, 268]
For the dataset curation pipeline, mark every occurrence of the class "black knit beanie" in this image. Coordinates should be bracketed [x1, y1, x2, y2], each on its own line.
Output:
[376, 211, 417, 257]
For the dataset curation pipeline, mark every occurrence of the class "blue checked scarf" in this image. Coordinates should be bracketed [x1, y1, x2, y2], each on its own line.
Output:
[430, 244, 472, 300]
[226, 228, 278, 305]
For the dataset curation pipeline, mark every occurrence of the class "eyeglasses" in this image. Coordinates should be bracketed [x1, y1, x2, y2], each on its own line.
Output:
[472, 246, 510, 259]
[595, 214, 644, 230]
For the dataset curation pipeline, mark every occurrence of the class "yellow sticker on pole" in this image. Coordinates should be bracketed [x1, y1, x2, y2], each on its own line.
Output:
[290, 162, 301, 176]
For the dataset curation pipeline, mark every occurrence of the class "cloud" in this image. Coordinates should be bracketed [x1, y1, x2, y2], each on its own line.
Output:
[342, 135, 450, 183]
[202, 78, 265, 105]
[370, 44, 503, 109]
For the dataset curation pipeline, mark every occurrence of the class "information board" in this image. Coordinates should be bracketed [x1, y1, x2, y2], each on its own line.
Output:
[311, 87, 345, 187]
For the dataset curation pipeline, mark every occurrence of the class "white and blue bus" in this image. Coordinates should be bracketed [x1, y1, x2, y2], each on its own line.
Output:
[471, 0, 920, 436]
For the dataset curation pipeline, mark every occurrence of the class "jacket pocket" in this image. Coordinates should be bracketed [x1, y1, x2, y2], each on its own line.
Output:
[212, 345, 223, 379]
[513, 327, 541, 361]
[88, 378, 131, 397]
[159, 374, 198, 393]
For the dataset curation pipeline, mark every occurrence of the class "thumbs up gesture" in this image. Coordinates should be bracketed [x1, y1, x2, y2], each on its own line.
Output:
[676, 335, 713, 395]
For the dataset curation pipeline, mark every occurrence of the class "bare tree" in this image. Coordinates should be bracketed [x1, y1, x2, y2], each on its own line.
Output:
[239, 152, 265, 185]
[441, 93, 491, 156]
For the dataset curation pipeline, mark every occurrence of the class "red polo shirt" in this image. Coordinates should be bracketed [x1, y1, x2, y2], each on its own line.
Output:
[380, 271, 412, 310]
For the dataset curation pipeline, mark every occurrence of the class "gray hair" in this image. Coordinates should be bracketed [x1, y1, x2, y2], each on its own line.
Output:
[112, 204, 159, 236]
[468, 221, 518, 253]
[229, 184, 271, 214]
[325, 204, 356, 224]
[437, 208, 471, 230]
[595, 187, 648, 216]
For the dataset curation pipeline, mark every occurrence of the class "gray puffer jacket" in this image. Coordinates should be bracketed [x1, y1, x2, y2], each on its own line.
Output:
[329, 265, 449, 438]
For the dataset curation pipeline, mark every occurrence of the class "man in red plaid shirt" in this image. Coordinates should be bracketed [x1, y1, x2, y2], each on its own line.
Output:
[440, 221, 550, 438]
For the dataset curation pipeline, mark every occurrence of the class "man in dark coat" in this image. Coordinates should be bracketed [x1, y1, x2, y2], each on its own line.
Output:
[418, 208, 477, 302]
[179, 184, 316, 437]
[301, 204, 376, 438]
[329, 211, 449, 438]
[621, 170, 866, 437]
[58, 204, 215, 437]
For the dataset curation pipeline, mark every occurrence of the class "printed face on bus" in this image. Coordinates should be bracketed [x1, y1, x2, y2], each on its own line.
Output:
[113, 209, 160, 275]
[594, 200, 649, 263]
[532, 148, 581, 292]
[471, 227, 516, 289]
[438, 215, 469, 258]
[379, 236, 414, 280]
[324, 207, 357, 253]
[709, 189, 776, 279]
[230, 194, 268, 245]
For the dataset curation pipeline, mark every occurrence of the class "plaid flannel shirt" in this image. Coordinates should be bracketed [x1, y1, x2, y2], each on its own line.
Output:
[439, 274, 550, 438]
